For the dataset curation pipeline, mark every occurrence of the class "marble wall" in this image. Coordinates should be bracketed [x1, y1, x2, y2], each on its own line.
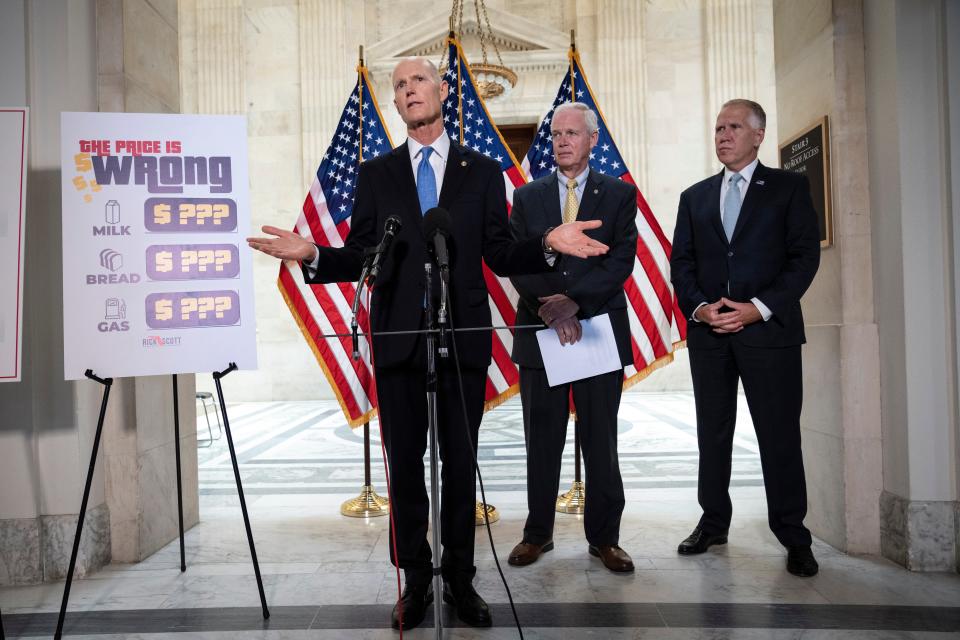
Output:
[771, 0, 883, 553]
[0, 0, 112, 585]
[179, 0, 778, 401]
[0, 0, 200, 585]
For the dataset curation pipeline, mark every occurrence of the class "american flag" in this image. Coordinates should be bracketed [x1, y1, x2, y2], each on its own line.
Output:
[277, 66, 393, 426]
[441, 37, 528, 410]
[522, 50, 687, 385]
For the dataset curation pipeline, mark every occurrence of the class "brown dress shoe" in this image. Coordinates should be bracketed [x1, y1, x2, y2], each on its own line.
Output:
[589, 544, 635, 572]
[508, 540, 554, 566]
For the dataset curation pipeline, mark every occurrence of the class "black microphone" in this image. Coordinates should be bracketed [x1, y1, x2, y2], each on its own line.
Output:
[422, 207, 451, 281]
[367, 215, 402, 284]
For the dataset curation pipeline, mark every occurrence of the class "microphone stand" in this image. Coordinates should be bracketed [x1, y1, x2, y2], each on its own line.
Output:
[423, 261, 444, 638]
[351, 251, 375, 360]
[437, 272, 449, 359]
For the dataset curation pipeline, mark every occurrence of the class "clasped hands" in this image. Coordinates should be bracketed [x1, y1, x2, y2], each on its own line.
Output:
[694, 297, 762, 334]
[538, 293, 581, 346]
[246, 220, 609, 263]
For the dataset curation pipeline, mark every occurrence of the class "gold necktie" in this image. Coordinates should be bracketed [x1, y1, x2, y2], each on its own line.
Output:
[563, 178, 579, 224]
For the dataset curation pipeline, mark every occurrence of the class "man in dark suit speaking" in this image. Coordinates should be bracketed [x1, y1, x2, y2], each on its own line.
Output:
[248, 57, 607, 630]
[670, 99, 821, 577]
[506, 102, 637, 573]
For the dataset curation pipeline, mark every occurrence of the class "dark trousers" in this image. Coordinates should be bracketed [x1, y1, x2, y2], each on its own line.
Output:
[375, 358, 485, 587]
[518, 366, 625, 546]
[688, 340, 812, 548]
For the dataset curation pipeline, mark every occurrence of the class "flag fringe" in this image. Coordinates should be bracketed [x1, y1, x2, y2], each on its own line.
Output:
[278, 275, 377, 429]
[483, 383, 519, 413]
[622, 340, 686, 392]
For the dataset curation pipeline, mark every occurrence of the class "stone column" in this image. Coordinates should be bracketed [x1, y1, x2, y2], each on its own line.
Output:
[95, 0, 200, 563]
[703, 0, 778, 168]
[595, 0, 647, 194]
[864, 0, 959, 571]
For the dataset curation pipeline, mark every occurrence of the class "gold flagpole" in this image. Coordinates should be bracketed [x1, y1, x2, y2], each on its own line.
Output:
[556, 29, 586, 515]
[446, 21, 498, 526]
[341, 44, 389, 519]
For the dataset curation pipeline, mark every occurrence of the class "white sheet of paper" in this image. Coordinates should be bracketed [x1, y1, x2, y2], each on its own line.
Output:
[535, 313, 622, 387]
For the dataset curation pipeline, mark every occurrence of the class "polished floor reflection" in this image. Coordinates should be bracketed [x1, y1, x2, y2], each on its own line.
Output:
[3, 394, 959, 638]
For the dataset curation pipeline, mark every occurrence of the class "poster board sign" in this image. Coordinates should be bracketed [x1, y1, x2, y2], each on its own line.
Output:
[60, 112, 257, 380]
[779, 116, 833, 247]
[0, 108, 28, 382]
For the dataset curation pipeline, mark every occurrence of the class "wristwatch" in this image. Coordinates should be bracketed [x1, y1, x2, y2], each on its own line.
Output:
[542, 226, 558, 254]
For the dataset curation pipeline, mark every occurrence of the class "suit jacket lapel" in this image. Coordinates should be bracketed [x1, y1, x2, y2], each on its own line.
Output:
[384, 142, 423, 222]
[730, 162, 767, 244]
[537, 171, 563, 227]
[438, 143, 469, 211]
[576, 170, 604, 221]
[706, 171, 726, 244]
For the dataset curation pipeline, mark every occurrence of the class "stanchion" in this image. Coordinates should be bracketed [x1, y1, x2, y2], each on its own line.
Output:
[213, 362, 270, 619]
[475, 501, 499, 525]
[340, 421, 389, 517]
[172, 374, 186, 571]
[556, 420, 585, 514]
[55, 370, 113, 640]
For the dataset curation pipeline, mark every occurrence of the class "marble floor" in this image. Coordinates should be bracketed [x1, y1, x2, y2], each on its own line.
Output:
[3, 393, 959, 639]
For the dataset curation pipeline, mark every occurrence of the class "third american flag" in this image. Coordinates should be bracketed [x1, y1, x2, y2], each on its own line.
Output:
[522, 48, 687, 384]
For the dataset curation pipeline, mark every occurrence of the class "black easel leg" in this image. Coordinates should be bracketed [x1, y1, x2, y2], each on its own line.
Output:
[213, 363, 270, 619]
[55, 370, 113, 640]
[173, 374, 186, 572]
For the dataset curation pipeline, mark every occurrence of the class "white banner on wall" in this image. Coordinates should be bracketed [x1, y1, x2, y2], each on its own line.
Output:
[0, 108, 28, 383]
[60, 112, 257, 380]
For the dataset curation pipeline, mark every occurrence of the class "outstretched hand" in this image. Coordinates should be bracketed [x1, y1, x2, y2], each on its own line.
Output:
[546, 220, 608, 257]
[247, 225, 317, 262]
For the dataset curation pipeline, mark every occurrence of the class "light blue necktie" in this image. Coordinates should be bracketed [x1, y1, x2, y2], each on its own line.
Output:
[416, 146, 438, 215]
[722, 172, 744, 242]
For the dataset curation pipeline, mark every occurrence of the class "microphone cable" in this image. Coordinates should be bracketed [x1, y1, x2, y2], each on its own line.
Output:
[442, 284, 525, 639]
[359, 282, 407, 638]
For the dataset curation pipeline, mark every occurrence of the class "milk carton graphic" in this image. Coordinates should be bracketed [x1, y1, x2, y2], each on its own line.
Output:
[105, 200, 120, 224]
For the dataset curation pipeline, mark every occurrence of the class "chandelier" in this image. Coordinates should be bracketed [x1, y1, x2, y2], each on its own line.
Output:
[447, 0, 518, 99]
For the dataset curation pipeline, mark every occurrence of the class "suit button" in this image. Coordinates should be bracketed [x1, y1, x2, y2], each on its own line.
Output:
[727, 251, 733, 257]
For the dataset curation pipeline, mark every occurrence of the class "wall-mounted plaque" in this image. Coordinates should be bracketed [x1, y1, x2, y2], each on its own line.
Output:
[779, 116, 833, 247]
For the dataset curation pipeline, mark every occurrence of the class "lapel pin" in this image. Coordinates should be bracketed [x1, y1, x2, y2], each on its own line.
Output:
[756, 180, 765, 185]
[460, 160, 468, 167]
[593, 188, 599, 194]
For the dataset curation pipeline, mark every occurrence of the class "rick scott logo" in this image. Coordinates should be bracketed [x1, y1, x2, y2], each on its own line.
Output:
[143, 335, 182, 347]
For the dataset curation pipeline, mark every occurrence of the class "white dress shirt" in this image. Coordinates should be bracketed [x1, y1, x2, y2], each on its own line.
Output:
[692, 157, 772, 323]
[305, 132, 452, 272]
[557, 166, 590, 212]
[407, 131, 450, 193]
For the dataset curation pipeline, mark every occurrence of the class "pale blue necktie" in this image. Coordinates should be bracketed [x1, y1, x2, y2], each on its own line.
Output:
[722, 172, 744, 242]
[416, 146, 438, 215]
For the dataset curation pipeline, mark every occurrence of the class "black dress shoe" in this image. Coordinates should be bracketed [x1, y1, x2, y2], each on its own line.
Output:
[677, 526, 728, 555]
[786, 546, 819, 577]
[442, 578, 492, 627]
[391, 582, 433, 630]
